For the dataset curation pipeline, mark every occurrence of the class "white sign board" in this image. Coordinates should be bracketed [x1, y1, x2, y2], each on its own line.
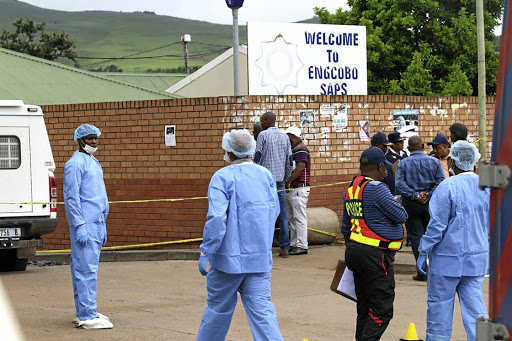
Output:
[248, 22, 367, 96]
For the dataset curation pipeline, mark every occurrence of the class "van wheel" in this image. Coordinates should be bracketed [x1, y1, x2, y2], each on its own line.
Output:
[0, 250, 28, 272]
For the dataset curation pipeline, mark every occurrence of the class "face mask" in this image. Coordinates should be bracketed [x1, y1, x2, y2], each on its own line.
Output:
[223, 152, 231, 163]
[80, 139, 98, 154]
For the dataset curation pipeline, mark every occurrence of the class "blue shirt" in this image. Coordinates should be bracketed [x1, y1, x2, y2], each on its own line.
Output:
[341, 179, 407, 241]
[200, 159, 280, 274]
[395, 151, 445, 200]
[254, 127, 293, 182]
[419, 173, 490, 276]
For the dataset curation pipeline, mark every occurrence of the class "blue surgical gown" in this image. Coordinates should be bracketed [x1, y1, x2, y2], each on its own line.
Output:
[200, 161, 280, 274]
[419, 172, 490, 341]
[64, 151, 109, 321]
[197, 160, 283, 341]
[419, 172, 490, 277]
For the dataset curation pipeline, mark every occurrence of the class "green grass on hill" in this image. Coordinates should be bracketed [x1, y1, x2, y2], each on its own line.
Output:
[0, 0, 250, 72]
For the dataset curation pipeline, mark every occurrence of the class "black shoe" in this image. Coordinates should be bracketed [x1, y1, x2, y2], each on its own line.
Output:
[413, 274, 427, 282]
[289, 248, 308, 255]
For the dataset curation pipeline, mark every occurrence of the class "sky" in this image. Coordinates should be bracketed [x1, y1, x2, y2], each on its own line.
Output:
[20, 0, 348, 25]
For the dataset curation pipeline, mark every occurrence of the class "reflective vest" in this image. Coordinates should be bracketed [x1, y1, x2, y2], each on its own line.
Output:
[345, 176, 403, 251]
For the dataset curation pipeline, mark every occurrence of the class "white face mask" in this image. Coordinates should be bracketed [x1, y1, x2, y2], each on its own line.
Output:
[223, 152, 231, 163]
[80, 139, 98, 154]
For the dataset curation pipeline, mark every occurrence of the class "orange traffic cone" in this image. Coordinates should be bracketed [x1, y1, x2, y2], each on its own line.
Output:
[400, 322, 423, 341]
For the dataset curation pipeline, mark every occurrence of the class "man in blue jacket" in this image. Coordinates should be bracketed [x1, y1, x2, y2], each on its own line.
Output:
[196, 129, 283, 341]
[64, 124, 112, 329]
[417, 141, 489, 341]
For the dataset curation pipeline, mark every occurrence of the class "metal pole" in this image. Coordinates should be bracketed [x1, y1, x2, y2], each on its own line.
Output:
[476, 0, 486, 159]
[232, 8, 240, 96]
[183, 41, 189, 75]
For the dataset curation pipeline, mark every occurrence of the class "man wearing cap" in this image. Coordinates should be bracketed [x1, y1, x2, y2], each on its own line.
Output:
[417, 141, 489, 341]
[341, 147, 408, 341]
[449, 123, 468, 143]
[255, 112, 293, 258]
[285, 126, 311, 256]
[395, 135, 445, 281]
[386, 131, 408, 165]
[428, 136, 452, 178]
[371, 132, 395, 194]
[64, 124, 113, 329]
[197, 129, 283, 341]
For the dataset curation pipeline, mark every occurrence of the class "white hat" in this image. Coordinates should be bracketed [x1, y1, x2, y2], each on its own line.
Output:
[285, 126, 301, 138]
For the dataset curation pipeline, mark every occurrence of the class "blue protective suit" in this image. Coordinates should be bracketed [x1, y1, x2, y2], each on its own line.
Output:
[418, 172, 490, 341]
[64, 151, 108, 321]
[197, 159, 283, 341]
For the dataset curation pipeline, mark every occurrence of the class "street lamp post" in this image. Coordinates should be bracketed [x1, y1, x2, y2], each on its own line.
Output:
[476, 0, 486, 159]
[225, 0, 244, 96]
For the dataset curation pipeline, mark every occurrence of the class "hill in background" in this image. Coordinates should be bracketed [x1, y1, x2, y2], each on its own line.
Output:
[0, 0, 253, 72]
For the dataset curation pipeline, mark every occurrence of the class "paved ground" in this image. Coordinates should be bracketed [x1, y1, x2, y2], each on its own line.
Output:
[1, 244, 487, 340]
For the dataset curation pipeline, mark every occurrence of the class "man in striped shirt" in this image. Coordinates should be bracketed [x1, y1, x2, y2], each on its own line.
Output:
[285, 126, 311, 256]
[341, 147, 408, 340]
[254, 112, 293, 258]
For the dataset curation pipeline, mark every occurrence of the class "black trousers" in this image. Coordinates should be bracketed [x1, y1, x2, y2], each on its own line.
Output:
[345, 241, 395, 341]
[401, 197, 430, 270]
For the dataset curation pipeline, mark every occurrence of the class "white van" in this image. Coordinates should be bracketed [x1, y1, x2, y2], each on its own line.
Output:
[0, 100, 58, 271]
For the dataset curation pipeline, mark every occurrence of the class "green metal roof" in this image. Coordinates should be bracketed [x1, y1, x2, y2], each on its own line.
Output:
[0, 48, 180, 105]
[99, 73, 187, 92]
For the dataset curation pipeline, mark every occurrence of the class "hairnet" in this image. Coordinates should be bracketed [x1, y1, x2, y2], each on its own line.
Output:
[450, 140, 480, 171]
[222, 129, 256, 158]
[74, 124, 101, 141]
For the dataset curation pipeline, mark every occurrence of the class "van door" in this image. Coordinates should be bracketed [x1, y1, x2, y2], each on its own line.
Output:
[0, 127, 33, 214]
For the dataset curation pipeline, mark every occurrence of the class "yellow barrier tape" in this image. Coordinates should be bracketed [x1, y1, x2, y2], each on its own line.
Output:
[27, 181, 347, 254]
[36, 237, 204, 254]
[276, 227, 337, 237]
[0, 181, 352, 206]
[307, 227, 337, 237]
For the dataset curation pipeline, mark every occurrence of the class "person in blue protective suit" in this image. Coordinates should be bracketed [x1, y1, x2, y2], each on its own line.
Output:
[196, 129, 283, 341]
[64, 124, 113, 329]
[417, 140, 490, 341]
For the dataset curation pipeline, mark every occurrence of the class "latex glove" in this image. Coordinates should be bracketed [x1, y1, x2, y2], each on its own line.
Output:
[417, 254, 428, 276]
[198, 255, 208, 276]
[76, 225, 88, 246]
[102, 224, 107, 247]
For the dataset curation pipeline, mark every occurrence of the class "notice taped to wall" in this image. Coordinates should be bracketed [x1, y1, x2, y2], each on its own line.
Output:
[333, 104, 348, 132]
[359, 120, 369, 141]
[165, 125, 176, 147]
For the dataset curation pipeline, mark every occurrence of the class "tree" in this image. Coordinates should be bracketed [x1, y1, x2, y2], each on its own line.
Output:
[399, 52, 433, 96]
[0, 19, 77, 61]
[441, 63, 473, 96]
[315, 0, 502, 96]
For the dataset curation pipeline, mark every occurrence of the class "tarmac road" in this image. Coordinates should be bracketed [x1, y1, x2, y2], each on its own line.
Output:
[1, 245, 487, 341]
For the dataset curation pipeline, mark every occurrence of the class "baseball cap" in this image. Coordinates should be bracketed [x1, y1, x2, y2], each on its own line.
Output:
[388, 131, 405, 143]
[285, 126, 301, 138]
[360, 147, 387, 166]
[371, 132, 392, 146]
[427, 136, 451, 147]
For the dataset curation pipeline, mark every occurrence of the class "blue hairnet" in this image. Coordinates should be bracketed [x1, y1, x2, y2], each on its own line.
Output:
[74, 124, 101, 141]
[451, 140, 481, 171]
[222, 129, 256, 158]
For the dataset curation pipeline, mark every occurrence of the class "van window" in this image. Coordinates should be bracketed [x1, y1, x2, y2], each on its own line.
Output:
[0, 136, 21, 169]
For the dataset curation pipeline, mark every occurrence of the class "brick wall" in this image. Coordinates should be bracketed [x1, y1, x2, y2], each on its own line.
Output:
[41, 95, 495, 250]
